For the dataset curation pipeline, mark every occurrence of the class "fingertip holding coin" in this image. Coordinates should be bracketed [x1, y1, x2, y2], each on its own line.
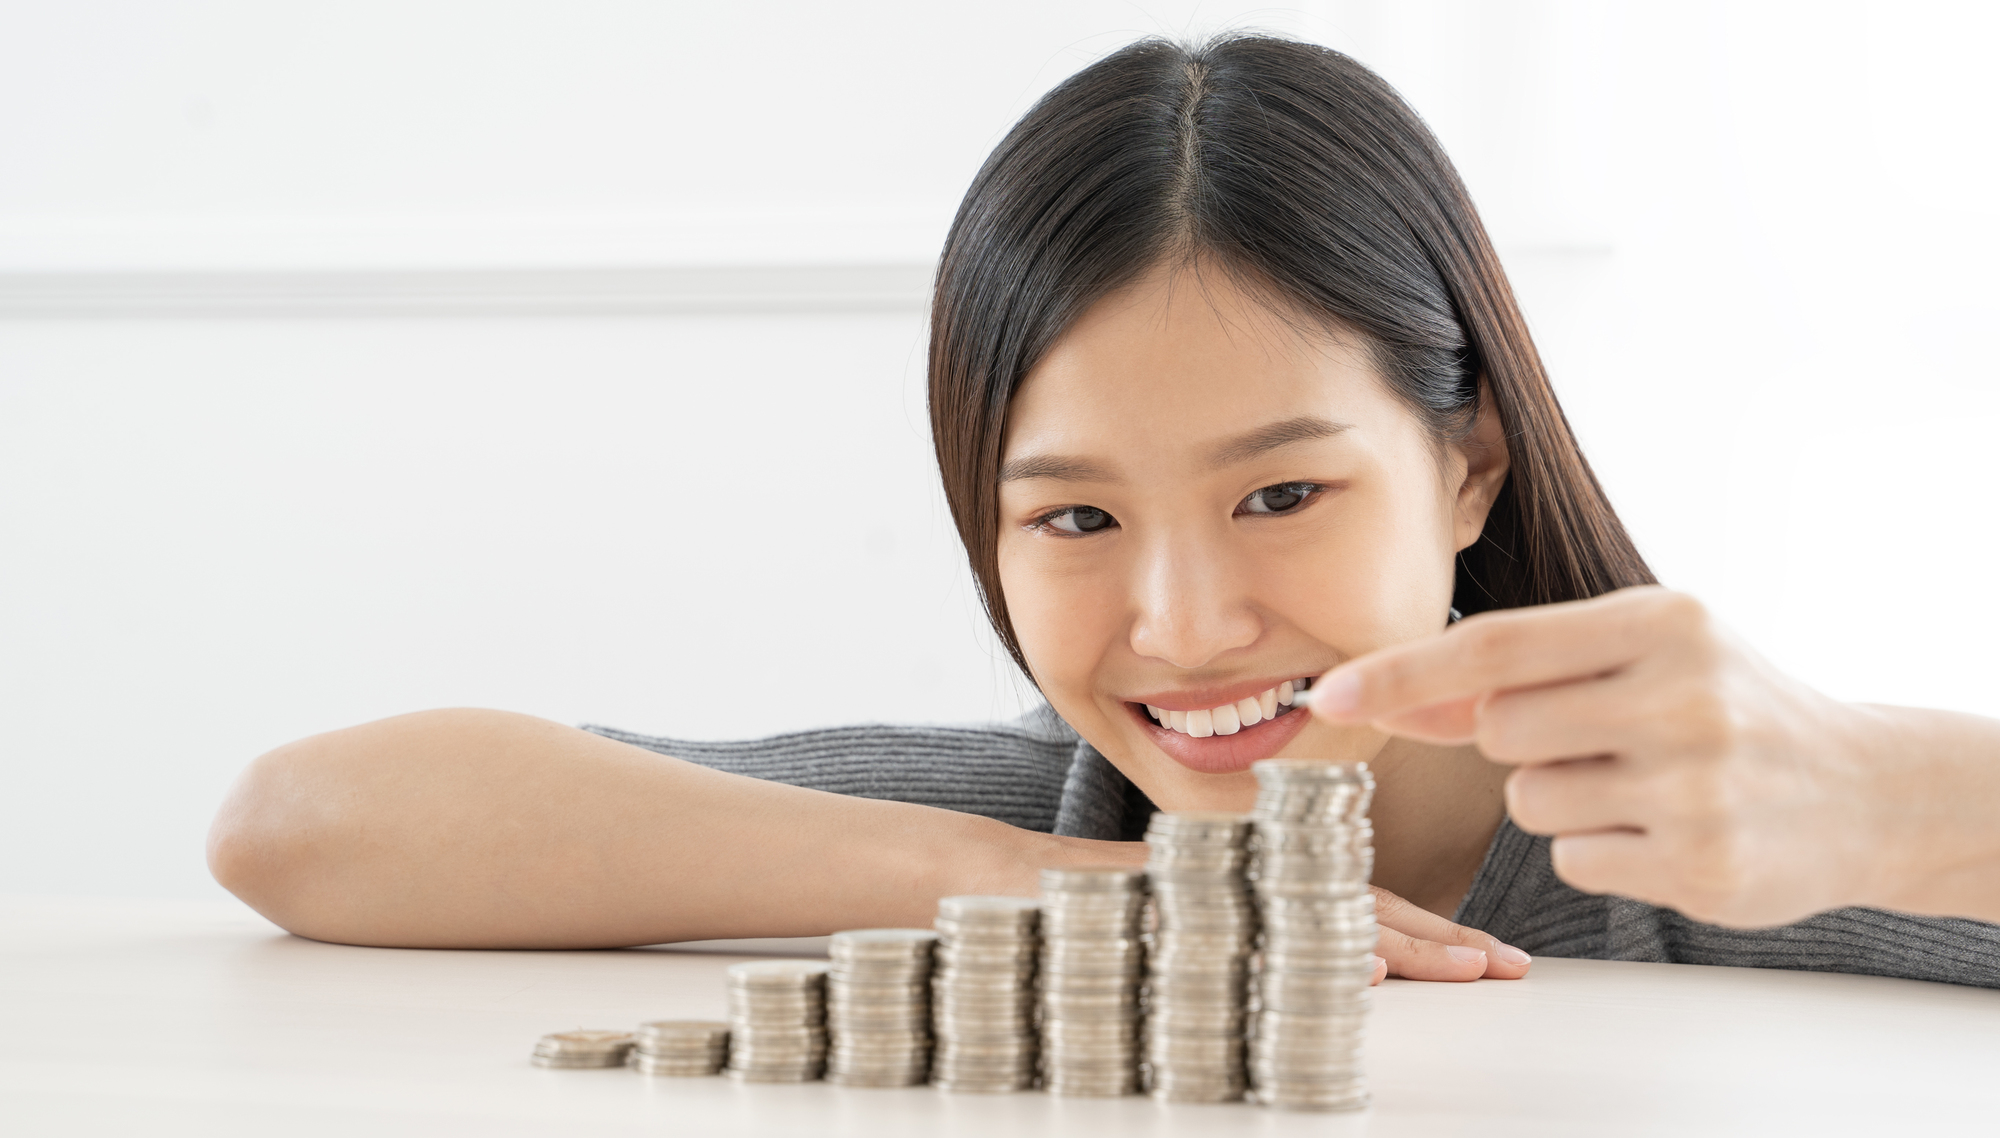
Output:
[1289, 672, 1361, 718]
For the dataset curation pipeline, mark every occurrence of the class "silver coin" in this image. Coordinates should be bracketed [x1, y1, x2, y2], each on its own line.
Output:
[1144, 1033, 1245, 1058]
[1150, 927, 1258, 951]
[532, 1029, 635, 1056]
[1039, 866, 1146, 892]
[1041, 1020, 1139, 1042]
[1249, 852, 1375, 877]
[725, 1009, 825, 1029]
[634, 1020, 728, 1047]
[930, 1072, 1038, 1089]
[1147, 842, 1250, 866]
[831, 927, 938, 952]
[932, 920, 1039, 946]
[1145, 947, 1253, 973]
[1258, 949, 1378, 973]
[1040, 920, 1143, 942]
[1145, 811, 1252, 843]
[1146, 970, 1247, 994]
[726, 1067, 822, 1084]
[1148, 1082, 1245, 1103]
[726, 959, 831, 987]
[1043, 1077, 1139, 1096]
[530, 1050, 630, 1069]
[1251, 880, 1371, 901]
[1037, 971, 1142, 995]
[1250, 820, 1374, 849]
[1252, 1086, 1371, 1112]
[829, 1026, 931, 1046]
[1142, 1010, 1245, 1036]
[632, 1056, 728, 1072]
[828, 972, 928, 988]
[826, 1069, 929, 1087]
[1252, 758, 1370, 784]
[936, 941, 1040, 966]
[1042, 996, 1143, 1019]
[937, 895, 1043, 921]
[1039, 959, 1145, 979]
[1252, 1008, 1371, 1032]
[1038, 905, 1145, 926]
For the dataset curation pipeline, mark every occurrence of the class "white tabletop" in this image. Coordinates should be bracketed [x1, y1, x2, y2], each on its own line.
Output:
[4, 897, 1997, 1136]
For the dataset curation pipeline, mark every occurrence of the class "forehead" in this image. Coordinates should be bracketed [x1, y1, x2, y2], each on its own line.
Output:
[1004, 265, 1395, 460]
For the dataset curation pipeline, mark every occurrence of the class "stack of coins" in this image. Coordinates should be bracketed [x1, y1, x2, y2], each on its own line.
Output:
[929, 895, 1042, 1092]
[1036, 867, 1146, 1096]
[530, 1029, 634, 1068]
[725, 960, 830, 1083]
[1246, 759, 1377, 1112]
[826, 929, 939, 1087]
[1141, 811, 1256, 1103]
[630, 1020, 730, 1076]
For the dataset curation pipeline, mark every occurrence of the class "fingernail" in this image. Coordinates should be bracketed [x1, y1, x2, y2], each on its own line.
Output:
[1309, 671, 1362, 717]
[1446, 945, 1486, 964]
[1494, 943, 1532, 966]
[1367, 954, 1385, 969]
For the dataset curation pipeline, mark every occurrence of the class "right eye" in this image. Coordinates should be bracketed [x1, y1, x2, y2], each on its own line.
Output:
[1038, 506, 1117, 535]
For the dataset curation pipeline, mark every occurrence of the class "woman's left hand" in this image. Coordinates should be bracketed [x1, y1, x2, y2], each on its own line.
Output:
[1308, 586, 1914, 928]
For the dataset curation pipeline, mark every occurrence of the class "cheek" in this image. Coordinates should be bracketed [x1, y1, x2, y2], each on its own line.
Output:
[1259, 485, 1457, 649]
[997, 541, 1125, 694]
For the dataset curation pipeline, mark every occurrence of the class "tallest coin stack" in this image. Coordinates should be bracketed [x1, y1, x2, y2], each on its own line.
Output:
[1246, 759, 1377, 1111]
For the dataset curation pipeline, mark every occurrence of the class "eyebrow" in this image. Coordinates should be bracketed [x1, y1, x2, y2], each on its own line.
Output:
[997, 415, 1354, 485]
[1206, 415, 1353, 467]
[996, 454, 1119, 485]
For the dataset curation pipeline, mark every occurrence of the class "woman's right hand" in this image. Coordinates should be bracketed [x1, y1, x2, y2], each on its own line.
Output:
[1368, 885, 1533, 983]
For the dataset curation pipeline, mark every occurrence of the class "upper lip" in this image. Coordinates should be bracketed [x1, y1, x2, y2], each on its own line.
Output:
[1125, 675, 1314, 713]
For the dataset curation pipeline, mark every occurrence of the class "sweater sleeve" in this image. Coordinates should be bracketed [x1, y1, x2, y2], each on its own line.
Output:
[580, 706, 1081, 834]
[1457, 819, 2000, 990]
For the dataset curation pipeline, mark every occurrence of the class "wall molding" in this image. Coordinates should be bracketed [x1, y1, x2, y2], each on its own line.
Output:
[0, 263, 937, 317]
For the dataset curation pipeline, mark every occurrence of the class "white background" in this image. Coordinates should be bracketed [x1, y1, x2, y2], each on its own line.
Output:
[2, 0, 1995, 900]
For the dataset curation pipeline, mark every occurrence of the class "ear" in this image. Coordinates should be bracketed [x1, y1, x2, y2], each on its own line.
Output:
[1450, 382, 1510, 553]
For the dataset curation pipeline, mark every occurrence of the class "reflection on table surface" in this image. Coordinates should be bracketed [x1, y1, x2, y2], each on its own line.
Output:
[5, 897, 1997, 1137]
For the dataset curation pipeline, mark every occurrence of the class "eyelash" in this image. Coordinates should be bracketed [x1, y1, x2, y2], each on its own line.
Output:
[1026, 482, 1327, 536]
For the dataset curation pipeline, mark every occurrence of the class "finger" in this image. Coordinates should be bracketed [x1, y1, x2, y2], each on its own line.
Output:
[1505, 758, 1644, 836]
[1374, 927, 1484, 981]
[1309, 586, 1680, 725]
[1548, 830, 1659, 902]
[1475, 673, 1646, 764]
[1371, 886, 1532, 980]
[1368, 953, 1388, 987]
[1371, 696, 1479, 746]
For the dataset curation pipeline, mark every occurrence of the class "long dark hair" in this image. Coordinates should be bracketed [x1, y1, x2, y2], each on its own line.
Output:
[929, 34, 1654, 673]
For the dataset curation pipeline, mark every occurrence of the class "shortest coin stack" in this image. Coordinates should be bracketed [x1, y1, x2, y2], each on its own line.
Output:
[931, 895, 1042, 1092]
[531, 1030, 634, 1069]
[630, 1020, 730, 1076]
[826, 929, 939, 1087]
[725, 960, 831, 1083]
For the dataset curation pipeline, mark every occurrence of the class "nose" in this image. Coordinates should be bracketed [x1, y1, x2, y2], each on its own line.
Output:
[1126, 529, 1263, 670]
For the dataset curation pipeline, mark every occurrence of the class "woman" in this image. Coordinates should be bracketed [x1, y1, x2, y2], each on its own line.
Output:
[208, 35, 2000, 988]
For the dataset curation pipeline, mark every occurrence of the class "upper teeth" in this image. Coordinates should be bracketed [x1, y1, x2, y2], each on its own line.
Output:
[1145, 680, 1311, 738]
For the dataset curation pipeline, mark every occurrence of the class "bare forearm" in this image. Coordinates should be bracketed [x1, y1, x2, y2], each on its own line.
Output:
[1853, 704, 2000, 923]
[208, 709, 1136, 948]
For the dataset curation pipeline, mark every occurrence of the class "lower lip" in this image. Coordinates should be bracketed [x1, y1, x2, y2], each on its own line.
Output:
[1132, 701, 1314, 775]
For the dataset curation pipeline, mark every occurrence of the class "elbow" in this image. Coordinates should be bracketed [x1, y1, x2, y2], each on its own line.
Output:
[207, 734, 368, 944]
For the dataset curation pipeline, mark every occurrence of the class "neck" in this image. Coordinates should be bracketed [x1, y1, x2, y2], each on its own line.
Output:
[1364, 736, 1509, 918]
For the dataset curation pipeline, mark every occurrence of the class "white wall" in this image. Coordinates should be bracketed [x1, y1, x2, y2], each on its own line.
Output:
[2, 0, 1996, 899]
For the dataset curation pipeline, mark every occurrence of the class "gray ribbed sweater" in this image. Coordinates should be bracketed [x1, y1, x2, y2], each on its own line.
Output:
[585, 709, 2000, 990]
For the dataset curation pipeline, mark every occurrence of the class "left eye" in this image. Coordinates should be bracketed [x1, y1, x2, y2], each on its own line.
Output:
[1238, 482, 1318, 515]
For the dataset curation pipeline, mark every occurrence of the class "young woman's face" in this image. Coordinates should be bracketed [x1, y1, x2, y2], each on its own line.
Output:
[997, 264, 1508, 812]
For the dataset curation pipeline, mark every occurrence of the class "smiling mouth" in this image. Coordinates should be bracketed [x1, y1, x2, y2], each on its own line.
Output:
[1138, 677, 1314, 737]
